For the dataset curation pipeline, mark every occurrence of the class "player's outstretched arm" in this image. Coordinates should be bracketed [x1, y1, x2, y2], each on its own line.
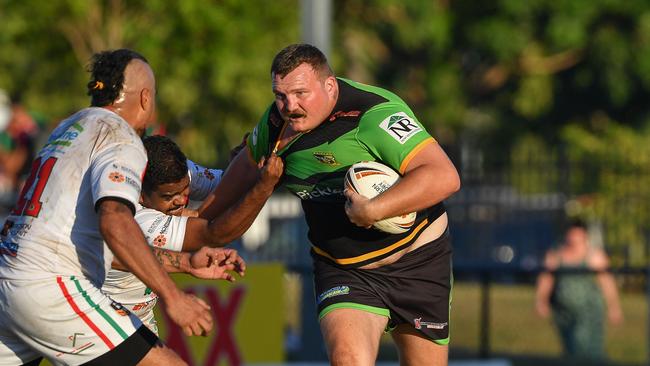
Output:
[98, 199, 213, 336]
[182, 154, 283, 250]
[187, 247, 246, 281]
[197, 147, 261, 221]
[150, 246, 245, 281]
[111, 246, 246, 281]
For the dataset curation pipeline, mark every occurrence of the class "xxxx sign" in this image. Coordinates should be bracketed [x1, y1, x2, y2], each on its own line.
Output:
[155, 263, 285, 365]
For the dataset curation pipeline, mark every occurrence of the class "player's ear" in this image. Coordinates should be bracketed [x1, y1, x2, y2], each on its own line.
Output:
[140, 88, 151, 111]
[324, 76, 337, 98]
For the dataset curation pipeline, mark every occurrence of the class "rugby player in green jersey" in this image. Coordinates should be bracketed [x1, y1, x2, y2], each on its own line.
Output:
[199, 44, 460, 366]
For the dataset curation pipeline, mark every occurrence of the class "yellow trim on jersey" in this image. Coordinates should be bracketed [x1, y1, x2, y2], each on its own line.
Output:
[272, 121, 289, 154]
[399, 137, 436, 174]
[312, 218, 429, 265]
[246, 143, 257, 164]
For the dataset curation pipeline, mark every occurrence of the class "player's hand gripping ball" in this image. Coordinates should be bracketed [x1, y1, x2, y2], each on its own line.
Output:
[344, 161, 416, 234]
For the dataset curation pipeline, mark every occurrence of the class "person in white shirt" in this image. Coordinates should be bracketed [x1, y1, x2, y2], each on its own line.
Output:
[0, 49, 214, 366]
[104, 134, 282, 334]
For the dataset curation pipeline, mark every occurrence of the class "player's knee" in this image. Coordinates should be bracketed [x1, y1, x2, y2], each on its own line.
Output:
[328, 343, 373, 366]
[328, 351, 362, 366]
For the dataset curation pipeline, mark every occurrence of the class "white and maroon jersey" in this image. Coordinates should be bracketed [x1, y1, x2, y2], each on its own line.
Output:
[101, 161, 222, 331]
[102, 205, 188, 333]
[187, 159, 222, 201]
[0, 107, 147, 286]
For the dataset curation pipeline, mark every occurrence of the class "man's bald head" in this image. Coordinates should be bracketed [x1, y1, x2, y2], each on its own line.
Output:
[119, 59, 155, 102]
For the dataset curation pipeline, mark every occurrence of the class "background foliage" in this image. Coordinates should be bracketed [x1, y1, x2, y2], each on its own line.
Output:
[2, 0, 650, 263]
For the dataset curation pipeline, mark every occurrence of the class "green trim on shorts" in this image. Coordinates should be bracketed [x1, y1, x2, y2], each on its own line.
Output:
[70, 276, 129, 340]
[432, 262, 454, 346]
[318, 302, 390, 321]
[433, 336, 450, 345]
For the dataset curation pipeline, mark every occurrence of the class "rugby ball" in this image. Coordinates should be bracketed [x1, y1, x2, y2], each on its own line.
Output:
[344, 161, 417, 234]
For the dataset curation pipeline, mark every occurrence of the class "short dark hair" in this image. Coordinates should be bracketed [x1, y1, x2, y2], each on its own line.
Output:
[141, 135, 188, 194]
[271, 43, 333, 79]
[566, 218, 588, 231]
[87, 49, 148, 107]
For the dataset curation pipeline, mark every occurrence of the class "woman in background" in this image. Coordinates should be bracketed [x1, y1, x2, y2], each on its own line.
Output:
[536, 219, 623, 360]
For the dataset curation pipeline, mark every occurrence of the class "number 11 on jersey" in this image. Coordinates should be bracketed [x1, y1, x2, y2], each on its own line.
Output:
[11, 156, 58, 217]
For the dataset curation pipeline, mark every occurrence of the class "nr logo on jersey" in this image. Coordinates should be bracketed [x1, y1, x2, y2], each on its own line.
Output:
[313, 152, 340, 166]
[379, 112, 422, 144]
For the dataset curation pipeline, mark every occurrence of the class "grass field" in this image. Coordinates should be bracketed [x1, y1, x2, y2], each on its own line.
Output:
[286, 276, 649, 365]
[416, 282, 647, 365]
[38, 278, 648, 366]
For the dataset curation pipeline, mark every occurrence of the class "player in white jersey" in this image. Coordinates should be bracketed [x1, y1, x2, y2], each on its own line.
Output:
[103, 134, 282, 334]
[0, 49, 213, 366]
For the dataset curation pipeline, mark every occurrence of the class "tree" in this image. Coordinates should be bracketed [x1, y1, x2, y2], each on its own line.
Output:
[0, 0, 299, 164]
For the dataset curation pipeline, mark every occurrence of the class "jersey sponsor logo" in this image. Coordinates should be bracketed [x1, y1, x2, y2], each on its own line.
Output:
[0, 240, 19, 257]
[414, 317, 447, 330]
[55, 333, 94, 357]
[147, 216, 165, 234]
[318, 285, 350, 304]
[153, 234, 167, 247]
[110, 300, 130, 316]
[159, 216, 173, 234]
[313, 152, 340, 166]
[46, 127, 81, 149]
[3, 222, 31, 239]
[202, 168, 215, 180]
[108, 171, 125, 183]
[132, 298, 157, 311]
[329, 110, 361, 122]
[1, 219, 13, 237]
[379, 112, 422, 144]
[295, 186, 343, 200]
[113, 163, 140, 180]
[124, 175, 141, 191]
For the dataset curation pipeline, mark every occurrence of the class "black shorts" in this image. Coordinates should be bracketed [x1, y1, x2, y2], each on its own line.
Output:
[83, 324, 159, 366]
[313, 230, 453, 344]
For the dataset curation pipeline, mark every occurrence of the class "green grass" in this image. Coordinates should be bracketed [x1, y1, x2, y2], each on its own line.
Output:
[39, 279, 650, 366]
[432, 282, 646, 365]
[287, 276, 648, 364]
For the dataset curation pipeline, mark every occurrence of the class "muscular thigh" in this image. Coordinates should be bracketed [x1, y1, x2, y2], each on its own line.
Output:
[320, 308, 388, 366]
[314, 257, 392, 365]
[392, 324, 448, 366]
[382, 234, 453, 344]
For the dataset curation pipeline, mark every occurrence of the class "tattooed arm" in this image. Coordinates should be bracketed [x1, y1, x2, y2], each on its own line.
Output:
[111, 249, 188, 272]
[153, 248, 190, 273]
[112, 246, 245, 281]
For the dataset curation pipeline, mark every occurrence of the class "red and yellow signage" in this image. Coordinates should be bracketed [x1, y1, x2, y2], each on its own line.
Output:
[156, 263, 286, 366]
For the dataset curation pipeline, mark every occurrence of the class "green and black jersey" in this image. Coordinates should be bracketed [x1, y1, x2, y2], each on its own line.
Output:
[247, 78, 446, 268]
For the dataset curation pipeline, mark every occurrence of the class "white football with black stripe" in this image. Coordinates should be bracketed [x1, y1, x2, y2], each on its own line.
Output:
[344, 161, 417, 234]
